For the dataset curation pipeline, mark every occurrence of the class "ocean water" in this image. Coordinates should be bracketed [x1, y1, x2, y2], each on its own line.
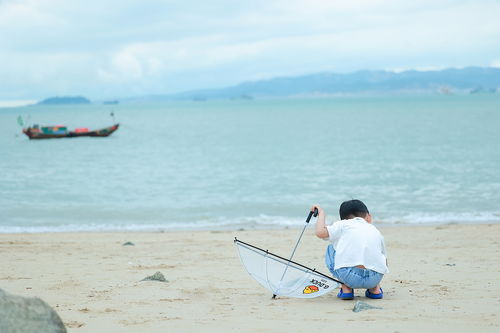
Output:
[1, 96, 499, 232]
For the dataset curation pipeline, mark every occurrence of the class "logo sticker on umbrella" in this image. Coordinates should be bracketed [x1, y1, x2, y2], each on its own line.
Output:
[303, 285, 319, 294]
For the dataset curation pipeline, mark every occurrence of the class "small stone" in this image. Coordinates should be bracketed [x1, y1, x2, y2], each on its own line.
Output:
[352, 300, 383, 312]
[445, 263, 456, 266]
[122, 241, 135, 246]
[141, 271, 168, 282]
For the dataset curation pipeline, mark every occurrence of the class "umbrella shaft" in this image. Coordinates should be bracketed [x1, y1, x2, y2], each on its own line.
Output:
[278, 222, 308, 283]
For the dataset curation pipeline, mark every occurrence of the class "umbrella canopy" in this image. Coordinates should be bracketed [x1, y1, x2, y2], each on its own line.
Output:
[235, 239, 339, 298]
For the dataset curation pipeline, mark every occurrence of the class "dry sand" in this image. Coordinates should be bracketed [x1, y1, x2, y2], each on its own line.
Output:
[1, 224, 499, 332]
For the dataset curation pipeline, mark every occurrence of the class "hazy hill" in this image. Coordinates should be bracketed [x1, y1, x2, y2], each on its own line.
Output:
[140, 67, 500, 101]
[38, 96, 91, 105]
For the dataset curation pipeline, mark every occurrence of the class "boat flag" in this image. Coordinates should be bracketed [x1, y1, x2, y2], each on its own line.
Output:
[17, 115, 24, 127]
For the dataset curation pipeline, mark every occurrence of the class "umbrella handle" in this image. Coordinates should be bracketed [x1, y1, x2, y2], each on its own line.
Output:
[306, 208, 319, 223]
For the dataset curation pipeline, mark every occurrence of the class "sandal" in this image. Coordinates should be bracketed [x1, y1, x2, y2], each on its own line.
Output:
[337, 288, 354, 300]
[365, 288, 383, 299]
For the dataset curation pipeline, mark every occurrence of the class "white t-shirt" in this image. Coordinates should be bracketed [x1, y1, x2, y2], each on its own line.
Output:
[325, 217, 389, 274]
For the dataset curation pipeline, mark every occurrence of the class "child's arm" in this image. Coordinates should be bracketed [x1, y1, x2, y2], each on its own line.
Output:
[312, 205, 329, 239]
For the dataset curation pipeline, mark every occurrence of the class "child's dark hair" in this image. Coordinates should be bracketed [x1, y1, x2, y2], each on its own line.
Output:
[339, 199, 369, 220]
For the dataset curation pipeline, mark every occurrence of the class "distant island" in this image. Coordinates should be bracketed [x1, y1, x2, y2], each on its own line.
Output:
[37, 96, 91, 105]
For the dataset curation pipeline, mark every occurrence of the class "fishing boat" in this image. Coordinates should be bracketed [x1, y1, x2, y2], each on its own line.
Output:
[22, 123, 119, 140]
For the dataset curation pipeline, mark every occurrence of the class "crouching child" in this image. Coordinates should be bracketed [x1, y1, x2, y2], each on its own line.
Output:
[312, 200, 388, 300]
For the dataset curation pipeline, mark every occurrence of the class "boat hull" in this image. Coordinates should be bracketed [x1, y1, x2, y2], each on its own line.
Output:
[23, 124, 119, 140]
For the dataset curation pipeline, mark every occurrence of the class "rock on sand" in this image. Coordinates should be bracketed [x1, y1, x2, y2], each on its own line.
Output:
[0, 288, 66, 333]
[141, 271, 168, 282]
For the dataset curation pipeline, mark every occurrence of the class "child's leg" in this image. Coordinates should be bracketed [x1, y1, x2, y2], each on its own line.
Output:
[365, 270, 383, 294]
[325, 245, 353, 293]
[340, 284, 353, 293]
[365, 283, 383, 299]
[324, 244, 336, 275]
[334, 267, 384, 293]
[368, 285, 382, 294]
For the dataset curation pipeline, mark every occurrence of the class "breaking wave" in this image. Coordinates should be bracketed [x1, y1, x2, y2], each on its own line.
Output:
[0, 212, 499, 233]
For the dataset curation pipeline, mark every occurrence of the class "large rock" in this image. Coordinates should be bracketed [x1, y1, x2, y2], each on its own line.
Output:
[0, 289, 66, 333]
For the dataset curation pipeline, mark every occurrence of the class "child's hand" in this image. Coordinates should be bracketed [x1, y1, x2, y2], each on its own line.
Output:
[310, 204, 324, 215]
[312, 204, 328, 239]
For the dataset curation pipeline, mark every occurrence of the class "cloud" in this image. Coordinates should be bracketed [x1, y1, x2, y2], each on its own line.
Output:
[0, 0, 65, 28]
[0, 0, 499, 99]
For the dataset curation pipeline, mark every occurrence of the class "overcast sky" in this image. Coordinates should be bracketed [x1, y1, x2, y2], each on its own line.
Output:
[1, 0, 499, 101]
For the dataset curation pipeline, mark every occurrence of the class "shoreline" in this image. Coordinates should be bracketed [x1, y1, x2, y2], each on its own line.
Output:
[1, 224, 499, 332]
[1, 220, 500, 234]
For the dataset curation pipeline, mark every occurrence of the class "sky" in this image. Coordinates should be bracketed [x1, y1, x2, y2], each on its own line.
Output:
[1, 0, 499, 101]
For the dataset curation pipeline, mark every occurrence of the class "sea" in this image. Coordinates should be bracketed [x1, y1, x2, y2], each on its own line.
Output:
[1, 95, 499, 232]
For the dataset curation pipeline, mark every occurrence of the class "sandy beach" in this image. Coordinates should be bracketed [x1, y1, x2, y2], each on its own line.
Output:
[1, 224, 499, 332]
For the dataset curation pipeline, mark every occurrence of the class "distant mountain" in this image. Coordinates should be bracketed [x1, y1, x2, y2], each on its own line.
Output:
[38, 96, 91, 105]
[136, 67, 500, 101]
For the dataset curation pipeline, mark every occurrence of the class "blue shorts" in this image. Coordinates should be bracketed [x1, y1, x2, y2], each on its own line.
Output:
[325, 244, 384, 289]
